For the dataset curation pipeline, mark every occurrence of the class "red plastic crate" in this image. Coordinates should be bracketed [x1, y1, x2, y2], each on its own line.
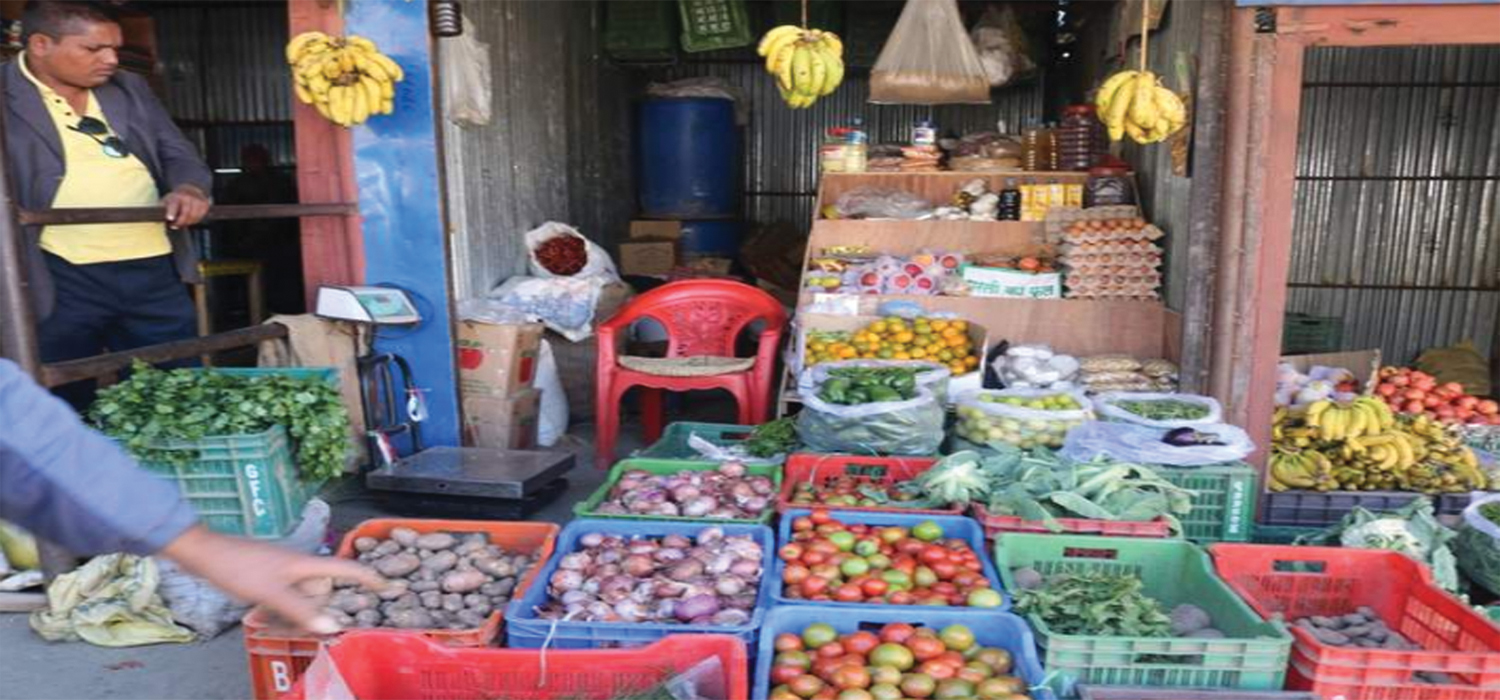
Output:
[283, 630, 750, 700]
[776, 453, 961, 515]
[243, 518, 557, 700]
[972, 503, 1173, 539]
[1211, 544, 1500, 687]
[1289, 655, 1500, 700]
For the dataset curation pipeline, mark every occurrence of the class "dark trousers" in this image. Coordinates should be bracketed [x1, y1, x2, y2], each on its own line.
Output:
[37, 252, 199, 411]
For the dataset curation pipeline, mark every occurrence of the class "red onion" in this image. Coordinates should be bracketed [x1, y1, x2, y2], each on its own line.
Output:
[707, 553, 735, 575]
[711, 609, 750, 626]
[718, 462, 747, 478]
[671, 485, 702, 502]
[579, 532, 605, 548]
[668, 559, 704, 580]
[653, 547, 686, 563]
[651, 503, 681, 516]
[697, 527, 724, 545]
[628, 541, 659, 555]
[708, 508, 739, 519]
[613, 600, 647, 622]
[725, 593, 758, 610]
[594, 564, 621, 579]
[729, 559, 760, 578]
[622, 554, 655, 578]
[675, 594, 721, 622]
[715, 575, 746, 596]
[560, 590, 591, 606]
[558, 553, 591, 571]
[596, 548, 622, 565]
[550, 569, 583, 592]
[653, 580, 687, 598]
[682, 496, 717, 518]
[662, 534, 692, 549]
[730, 482, 756, 501]
[742, 496, 769, 513]
[748, 477, 774, 495]
[585, 601, 618, 621]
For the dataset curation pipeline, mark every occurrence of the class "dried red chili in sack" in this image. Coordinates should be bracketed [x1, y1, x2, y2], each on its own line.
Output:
[533, 235, 588, 276]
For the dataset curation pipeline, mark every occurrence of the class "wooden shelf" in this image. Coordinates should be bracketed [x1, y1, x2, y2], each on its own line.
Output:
[809, 219, 1049, 258]
[816, 170, 1090, 210]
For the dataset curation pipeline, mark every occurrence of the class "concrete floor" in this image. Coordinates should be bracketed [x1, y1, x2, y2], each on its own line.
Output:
[0, 400, 740, 700]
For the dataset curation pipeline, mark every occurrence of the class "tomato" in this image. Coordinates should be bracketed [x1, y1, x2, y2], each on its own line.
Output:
[919, 596, 949, 606]
[843, 631, 880, 656]
[865, 553, 892, 570]
[887, 590, 916, 605]
[946, 593, 967, 606]
[914, 566, 938, 588]
[939, 625, 975, 652]
[780, 543, 805, 561]
[809, 540, 840, 556]
[919, 546, 950, 566]
[803, 550, 829, 566]
[828, 552, 849, 568]
[789, 673, 827, 698]
[831, 665, 872, 690]
[817, 523, 845, 537]
[811, 689, 838, 700]
[932, 582, 957, 596]
[828, 531, 857, 552]
[833, 583, 864, 602]
[803, 622, 839, 649]
[943, 538, 968, 551]
[811, 564, 842, 581]
[933, 678, 976, 700]
[801, 576, 831, 598]
[809, 509, 835, 525]
[898, 539, 926, 556]
[880, 569, 911, 588]
[892, 556, 918, 574]
[870, 665, 903, 685]
[974, 648, 1013, 674]
[951, 571, 979, 588]
[792, 517, 814, 532]
[817, 641, 847, 659]
[854, 539, 881, 557]
[835, 690, 874, 700]
[879, 623, 917, 645]
[899, 672, 936, 699]
[861, 579, 889, 597]
[775, 633, 805, 653]
[771, 665, 807, 685]
[955, 666, 989, 684]
[784, 564, 811, 585]
[935, 651, 966, 667]
[917, 660, 957, 679]
[977, 675, 1027, 696]
[908, 635, 947, 661]
[868, 683, 902, 700]
[770, 686, 801, 700]
[840, 557, 871, 577]
[879, 527, 906, 544]
[963, 660, 993, 676]
[776, 650, 812, 669]
[931, 561, 959, 580]
[966, 588, 1004, 608]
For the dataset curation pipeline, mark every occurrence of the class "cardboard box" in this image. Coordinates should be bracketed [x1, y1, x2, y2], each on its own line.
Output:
[959, 265, 1062, 299]
[462, 389, 539, 450]
[1282, 349, 1383, 394]
[630, 220, 683, 241]
[618, 240, 677, 277]
[457, 321, 543, 398]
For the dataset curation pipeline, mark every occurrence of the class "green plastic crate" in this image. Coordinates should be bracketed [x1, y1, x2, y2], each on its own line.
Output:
[1281, 313, 1343, 355]
[1152, 462, 1258, 543]
[995, 534, 1293, 698]
[604, 0, 676, 62]
[573, 458, 783, 525]
[128, 367, 339, 539]
[637, 422, 768, 461]
[677, 0, 752, 53]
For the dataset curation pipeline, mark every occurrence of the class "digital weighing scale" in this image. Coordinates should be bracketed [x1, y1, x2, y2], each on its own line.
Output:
[315, 285, 572, 516]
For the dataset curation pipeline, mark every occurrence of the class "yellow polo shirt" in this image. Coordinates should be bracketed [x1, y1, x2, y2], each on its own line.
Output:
[21, 54, 170, 264]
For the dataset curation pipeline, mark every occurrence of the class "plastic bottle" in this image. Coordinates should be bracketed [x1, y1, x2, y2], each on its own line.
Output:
[911, 119, 937, 147]
[1023, 122, 1054, 172]
[845, 117, 868, 173]
[998, 179, 1021, 221]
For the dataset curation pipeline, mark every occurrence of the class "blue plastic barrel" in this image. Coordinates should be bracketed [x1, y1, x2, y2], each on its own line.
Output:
[677, 219, 742, 256]
[636, 98, 739, 219]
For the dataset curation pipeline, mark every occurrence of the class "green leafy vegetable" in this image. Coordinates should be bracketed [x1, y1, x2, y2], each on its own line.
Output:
[744, 418, 798, 458]
[1112, 398, 1211, 422]
[1299, 497, 1461, 593]
[91, 362, 350, 482]
[1013, 570, 1174, 638]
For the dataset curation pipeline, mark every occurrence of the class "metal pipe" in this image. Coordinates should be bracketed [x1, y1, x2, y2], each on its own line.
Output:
[43, 323, 289, 387]
[18, 202, 356, 226]
[0, 78, 43, 377]
[1209, 7, 1257, 413]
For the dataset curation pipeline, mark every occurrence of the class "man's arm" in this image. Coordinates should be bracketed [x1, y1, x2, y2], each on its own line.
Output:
[119, 73, 212, 227]
[0, 359, 198, 555]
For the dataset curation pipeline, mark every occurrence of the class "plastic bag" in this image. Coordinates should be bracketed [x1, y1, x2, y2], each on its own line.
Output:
[525, 222, 619, 280]
[796, 366, 945, 456]
[1455, 493, 1500, 595]
[686, 433, 785, 466]
[1061, 421, 1255, 467]
[488, 275, 609, 342]
[535, 339, 568, 447]
[953, 388, 1093, 449]
[870, 0, 990, 104]
[833, 187, 933, 220]
[647, 78, 748, 125]
[439, 17, 492, 126]
[155, 499, 330, 638]
[1094, 392, 1224, 429]
[992, 344, 1081, 389]
[970, 5, 1034, 87]
[802, 359, 952, 401]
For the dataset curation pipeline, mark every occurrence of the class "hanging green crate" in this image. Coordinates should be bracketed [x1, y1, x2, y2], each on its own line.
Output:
[677, 0, 752, 53]
[604, 0, 676, 62]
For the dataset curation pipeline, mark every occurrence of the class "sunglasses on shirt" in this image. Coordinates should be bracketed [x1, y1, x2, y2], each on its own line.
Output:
[69, 116, 128, 158]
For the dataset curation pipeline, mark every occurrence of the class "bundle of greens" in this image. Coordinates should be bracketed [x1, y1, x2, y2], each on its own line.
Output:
[1013, 569, 1173, 638]
[91, 362, 350, 482]
[744, 418, 798, 458]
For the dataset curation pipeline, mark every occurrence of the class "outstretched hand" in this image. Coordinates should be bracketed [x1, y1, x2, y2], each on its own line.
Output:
[162, 185, 211, 228]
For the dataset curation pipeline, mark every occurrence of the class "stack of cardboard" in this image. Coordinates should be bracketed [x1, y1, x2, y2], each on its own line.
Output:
[457, 320, 543, 450]
[617, 221, 681, 278]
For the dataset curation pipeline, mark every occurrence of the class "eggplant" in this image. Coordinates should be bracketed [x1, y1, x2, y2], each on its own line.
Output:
[1163, 427, 1226, 447]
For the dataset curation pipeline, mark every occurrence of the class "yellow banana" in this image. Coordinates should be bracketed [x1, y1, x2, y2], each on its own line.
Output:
[1123, 120, 1149, 144]
[1345, 408, 1368, 440]
[1154, 85, 1187, 127]
[1095, 70, 1138, 118]
[351, 84, 370, 125]
[360, 75, 382, 112]
[338, 48, 356, 74]
[1130, 72, 1159, 130]
[307, 74, 331, 102]
[772, 43, 797, 90]
[1106, 84, 1136, 142]
[804, 45, 827, 97]
[369, 52, 404, 82]
[757, 25, 802, 56]
[790, 44, 813, 96]
[380, 97, 394, 115]
[314, 98, 334, 121]
[285, 31, 329, 64]
[820, 51, 844, 96]
[1306, 400, 1332, 428]
[819, 31, 843, 59]
[346, 36, 379, 54]
[293, 82, 314, 105]
[328, 86, 351, 126]
[322, 55, 344, 81]
[360, 55, 390, 83]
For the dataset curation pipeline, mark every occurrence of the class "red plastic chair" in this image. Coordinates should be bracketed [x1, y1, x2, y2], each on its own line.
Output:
[595, 280, 788, 468]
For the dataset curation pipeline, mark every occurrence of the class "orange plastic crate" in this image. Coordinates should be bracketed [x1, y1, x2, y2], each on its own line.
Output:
[1289, 654, 1500, 700]
[243, 518, 557, 700]
[1211, 544, 1500, 689]
[776, 453, 961, 515]
[284, 630, 750, 700]
[972, 503, 1173, 539]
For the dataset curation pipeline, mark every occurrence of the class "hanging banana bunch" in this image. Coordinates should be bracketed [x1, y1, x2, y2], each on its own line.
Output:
[286, 31, 404, 128]
[757, 24, 845, 109]
[1093, 2, 1187, 145]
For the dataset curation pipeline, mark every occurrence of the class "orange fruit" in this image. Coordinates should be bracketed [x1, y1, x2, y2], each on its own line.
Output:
[964, 355, 980, 367]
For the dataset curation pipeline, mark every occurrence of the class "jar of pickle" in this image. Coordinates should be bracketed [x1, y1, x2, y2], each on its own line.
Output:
[1084, 166, 1137, 207]
[1057, 105, 1104, 172]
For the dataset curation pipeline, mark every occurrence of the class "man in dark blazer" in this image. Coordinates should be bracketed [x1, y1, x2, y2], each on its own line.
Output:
[3, 0, 213, 408]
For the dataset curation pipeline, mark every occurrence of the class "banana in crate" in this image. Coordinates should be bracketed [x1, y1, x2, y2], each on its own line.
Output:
[1270, 397, 1487, 493]
[286, 31, 404, 127]
[757, 25, 845, 109]
[1094, 70, 1187, 145]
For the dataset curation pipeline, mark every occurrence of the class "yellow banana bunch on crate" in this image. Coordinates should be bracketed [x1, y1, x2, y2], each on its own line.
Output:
[1270, 397, 1487, 493]
[286, 31, 404, 128]
[1094, 70, 1187, 145]
[757, 25, 844, 109]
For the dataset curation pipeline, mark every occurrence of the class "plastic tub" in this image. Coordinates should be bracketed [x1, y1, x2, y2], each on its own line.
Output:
[572, 458, 782, 525]
[504, 519, 775, 650]
[996, 534, 1292, 697]
[773, 508, 1006, 611]
[283, 630, 750, 700]
[752, 605, 1050, 700]
[776, 453, 961, 516]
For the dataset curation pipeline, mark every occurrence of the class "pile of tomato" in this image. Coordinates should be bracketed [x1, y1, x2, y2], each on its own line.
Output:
[767, 621, 1031, 700]
[780, 511, 1002, 607]
[785, 476, 926, 509]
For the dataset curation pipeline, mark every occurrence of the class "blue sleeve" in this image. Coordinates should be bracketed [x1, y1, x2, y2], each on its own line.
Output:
[0, 360, 198, 555]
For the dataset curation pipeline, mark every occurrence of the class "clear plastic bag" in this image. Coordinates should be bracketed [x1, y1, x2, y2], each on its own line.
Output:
[1455, 493, 1500, 595]
[952, 388, 1093, 449]
[796, 366, 945, 456]
[439, 17, 492, 126]
[870, 0, 991, 104]
[802, 359, 952, 401]
[1061, 421, 1255, 467]
[1094, 392, 1224, 429]
[970, 5, 1035, 88]
[833, 187, 934, 220]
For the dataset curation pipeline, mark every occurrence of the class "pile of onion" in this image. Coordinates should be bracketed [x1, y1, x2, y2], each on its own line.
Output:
[537, 527, 763, 626]
[591, 462, 775, 520]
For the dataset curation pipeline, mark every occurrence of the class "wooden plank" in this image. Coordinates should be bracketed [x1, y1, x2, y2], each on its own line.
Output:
[42, 323, 289, 387]
[816, 171, 1089, 210]
[808, 220, 1050, 259]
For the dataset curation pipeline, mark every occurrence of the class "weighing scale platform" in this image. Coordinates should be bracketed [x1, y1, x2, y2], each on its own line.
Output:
[366, 447, 573, 520]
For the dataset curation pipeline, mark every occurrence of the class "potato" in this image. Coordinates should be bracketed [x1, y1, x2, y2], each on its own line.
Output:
[373, 553, 421, 578]
[442, 593, 465, 612]
[386, 609, 434, 629]
[376, 579, 409, 600]
[353, 536, 380, 553]
[463, 595, 492, 616]
[373, 540, 402, 557]
[410, 580, 440, 593]
[353, 609, 382, 628]
[473, 557, 515, 579]
[429, 610, 450, 626]
[420, 550, 459, 574]
[456, 534, 488, 556]
[415, 533, 457, 551]
[419, 591, 444, 609]
[412, 569, 437, 583]
[491, 595, 510, 608]
[393, 592, 420, 610]
[455, 610, 487, 628]
[441, 570, 486, 594]
[389, 527, 420, 547]
[330, 591, 377, 614]
[328, 611, 356, 628]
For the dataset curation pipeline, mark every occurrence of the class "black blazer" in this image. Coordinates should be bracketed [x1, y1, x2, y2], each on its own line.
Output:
[2, 59, 212, 319]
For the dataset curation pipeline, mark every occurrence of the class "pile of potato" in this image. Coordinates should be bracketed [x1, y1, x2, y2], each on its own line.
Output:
[1294, 607, 1452, 684]
[323, 527, 539, 630]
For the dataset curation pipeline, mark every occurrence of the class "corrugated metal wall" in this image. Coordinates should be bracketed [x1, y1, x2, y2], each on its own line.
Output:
[444, 1, 637, 299]
[1287, 45, 1500, 365]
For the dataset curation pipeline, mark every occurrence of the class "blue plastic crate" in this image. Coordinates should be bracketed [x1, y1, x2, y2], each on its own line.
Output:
[504, 519, 776, 650]
[774, 508, 1007, 611]
[753, 605, 1053, 700]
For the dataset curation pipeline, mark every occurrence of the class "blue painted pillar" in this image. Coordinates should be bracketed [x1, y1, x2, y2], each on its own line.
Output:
[345, 0, 460, 449]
